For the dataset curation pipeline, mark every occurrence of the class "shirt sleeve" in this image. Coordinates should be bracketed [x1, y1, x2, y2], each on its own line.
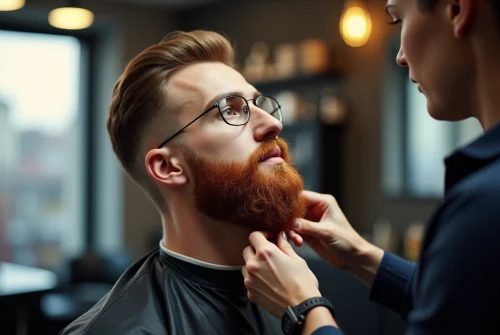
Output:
[404, 188, 500, 334]
[310, 325, 344, 335]
[369, 251, 417, 320]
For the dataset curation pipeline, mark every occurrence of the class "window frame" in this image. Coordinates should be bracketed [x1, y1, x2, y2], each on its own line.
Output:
[0, 21, 98, 259]
[382, 35, 458, 201]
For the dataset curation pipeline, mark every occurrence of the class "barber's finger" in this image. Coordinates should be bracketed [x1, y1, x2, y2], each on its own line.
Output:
[287, 230, 303, 246]
[292, 218, 334, 241]
[277, 231, 299, 258]
[249, 231, 277, 249]
[302, 190, 335, 205]
[242, 245, 256, 263]
[303, 191, 339, 221]
[241, 265, 248, 279]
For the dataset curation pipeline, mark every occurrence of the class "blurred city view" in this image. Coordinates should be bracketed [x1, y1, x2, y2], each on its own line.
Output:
[0, 30, 84, 271]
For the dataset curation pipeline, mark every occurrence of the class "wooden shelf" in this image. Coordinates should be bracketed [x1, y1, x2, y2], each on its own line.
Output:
[251, 70, 341, 93]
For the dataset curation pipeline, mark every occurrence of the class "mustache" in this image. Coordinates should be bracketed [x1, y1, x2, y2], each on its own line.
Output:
[252, 138, 290, 164]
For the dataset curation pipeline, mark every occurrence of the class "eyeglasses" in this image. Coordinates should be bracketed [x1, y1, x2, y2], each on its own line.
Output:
[157, 94, 282, 148]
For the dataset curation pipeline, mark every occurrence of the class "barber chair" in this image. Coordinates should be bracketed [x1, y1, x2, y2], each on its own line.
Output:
[35, 250, 132, 334]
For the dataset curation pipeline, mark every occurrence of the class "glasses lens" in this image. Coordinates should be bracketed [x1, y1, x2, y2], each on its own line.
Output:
[219, 96, 250, 125]
[257, 96, 282, 122]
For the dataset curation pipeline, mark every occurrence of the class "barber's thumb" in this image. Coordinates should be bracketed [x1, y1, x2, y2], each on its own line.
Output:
[293, 218, 331, 240]
[278, 231, 298, 257]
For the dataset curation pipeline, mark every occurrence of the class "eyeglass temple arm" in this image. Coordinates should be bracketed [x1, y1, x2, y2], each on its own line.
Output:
[157, 105, 218, 148]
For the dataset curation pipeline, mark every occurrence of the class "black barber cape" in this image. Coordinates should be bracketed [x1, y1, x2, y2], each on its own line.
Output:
[60, 247, 282, 335]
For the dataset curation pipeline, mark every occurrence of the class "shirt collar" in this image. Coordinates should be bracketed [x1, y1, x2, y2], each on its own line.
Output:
[444, 121, 500, 192]
[457, 121, 500, 160]
[158, 241, 242, 271]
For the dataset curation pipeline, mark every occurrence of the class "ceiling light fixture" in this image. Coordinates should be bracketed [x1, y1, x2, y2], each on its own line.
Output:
[0, 0, 25, 11]
[48, 0, 94, 30]
[339, 0, 372, 48]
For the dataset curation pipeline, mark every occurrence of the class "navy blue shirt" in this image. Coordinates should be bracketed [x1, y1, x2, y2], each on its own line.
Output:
[312, 121, 500, 335]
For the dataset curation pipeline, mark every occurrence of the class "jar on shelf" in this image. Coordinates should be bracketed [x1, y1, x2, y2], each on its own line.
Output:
[243, 42, 273, 83]
[299, 38, 330, 75]
[274, 43, 298, 79]
[404, 222, 425, 261]
[319, 87, 347, 124]
[275, 90, 301, 125]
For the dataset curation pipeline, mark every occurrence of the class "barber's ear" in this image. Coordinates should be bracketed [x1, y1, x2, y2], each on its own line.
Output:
[448, 0, 476, 38]
[145, 148, 187, 187]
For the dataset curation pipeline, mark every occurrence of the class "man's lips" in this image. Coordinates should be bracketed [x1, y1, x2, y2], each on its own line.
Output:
[260, 147, 284, 164]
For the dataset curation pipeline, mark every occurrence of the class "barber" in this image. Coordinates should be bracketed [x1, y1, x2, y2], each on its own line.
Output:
[242, 0, 500, 333]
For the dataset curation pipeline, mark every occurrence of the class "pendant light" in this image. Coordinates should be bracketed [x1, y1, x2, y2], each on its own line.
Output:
[48, 0, 94, 30]
[0, 0, 25, 11]
[339, 0, 372, 48]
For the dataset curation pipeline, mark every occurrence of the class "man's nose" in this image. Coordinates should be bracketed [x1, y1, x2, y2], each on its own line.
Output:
[251, 106, 283, 142]
[396, 46, 408, 67]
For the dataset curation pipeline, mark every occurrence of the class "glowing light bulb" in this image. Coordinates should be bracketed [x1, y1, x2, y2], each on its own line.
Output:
[48, 6, 94, 30]
[340, 2, 372, 47]
[0, 0, 25, 11]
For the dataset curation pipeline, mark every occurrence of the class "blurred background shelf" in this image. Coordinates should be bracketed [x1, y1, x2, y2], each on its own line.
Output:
[251, 70, 342, 94]
[250, 68, 347, 208]
[280, 120, 346, 208]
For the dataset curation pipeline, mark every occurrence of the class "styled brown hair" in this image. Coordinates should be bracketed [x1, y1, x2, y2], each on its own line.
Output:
[417, 0, 500, 20]
[107, 30, 235, 208]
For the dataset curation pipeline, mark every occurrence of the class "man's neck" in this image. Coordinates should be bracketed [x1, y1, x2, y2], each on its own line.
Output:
[473, 25, 500, 131]
[161, 196, 253, 266]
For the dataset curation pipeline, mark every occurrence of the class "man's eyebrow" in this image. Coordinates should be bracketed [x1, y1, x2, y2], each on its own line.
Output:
[203, 91, 262, 110]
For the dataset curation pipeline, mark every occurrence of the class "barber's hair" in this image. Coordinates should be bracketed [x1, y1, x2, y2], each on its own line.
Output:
[417, 0, 500, 22]
[107, 30, 234, 208]
[490, 0, 500, 21]
[416, 0, 437, 10]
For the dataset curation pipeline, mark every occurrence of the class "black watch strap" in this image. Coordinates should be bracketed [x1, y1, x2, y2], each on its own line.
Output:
[292, 297, 336, 320]
[281, 297, 336, 335]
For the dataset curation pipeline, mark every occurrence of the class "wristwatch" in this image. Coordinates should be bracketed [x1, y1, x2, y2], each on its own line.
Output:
[281, 297, 336, 335]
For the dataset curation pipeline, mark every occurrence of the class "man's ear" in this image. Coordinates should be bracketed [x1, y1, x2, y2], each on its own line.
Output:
[145, 147, 188, 187]
[447, 0, 476, 38]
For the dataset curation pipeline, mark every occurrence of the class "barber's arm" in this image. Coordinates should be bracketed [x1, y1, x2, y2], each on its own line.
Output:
[242, 190, 418, 333]
[289, 190, 417, 319]
[242, 231, 340, 335]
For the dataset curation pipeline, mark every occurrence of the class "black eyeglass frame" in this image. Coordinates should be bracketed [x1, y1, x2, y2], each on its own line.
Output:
[157, 94, 282, 148]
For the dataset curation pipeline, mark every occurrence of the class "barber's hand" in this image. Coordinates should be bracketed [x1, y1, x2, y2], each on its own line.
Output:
[242, 231, 321, 318]
[293, 190, 372, 270]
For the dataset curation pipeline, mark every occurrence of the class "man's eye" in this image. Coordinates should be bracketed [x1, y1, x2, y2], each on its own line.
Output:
[387, 19, 402, 26]
[222, 108, 238, 117]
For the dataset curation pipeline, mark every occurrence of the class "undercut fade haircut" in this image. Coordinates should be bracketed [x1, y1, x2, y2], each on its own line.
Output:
[107, 30, 235, 209]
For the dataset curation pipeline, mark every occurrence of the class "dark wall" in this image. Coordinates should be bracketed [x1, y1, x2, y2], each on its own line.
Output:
[0, 0, 178, 259]
[178, 0, 439, 238]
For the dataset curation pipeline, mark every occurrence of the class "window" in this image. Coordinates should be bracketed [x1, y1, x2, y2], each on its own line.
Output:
[0, 30, 86, 270]
[405, 79, 483, 197]
[382, 36, 483, 199]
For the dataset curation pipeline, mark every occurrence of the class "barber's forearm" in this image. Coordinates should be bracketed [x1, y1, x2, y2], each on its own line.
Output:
[348, 242, 384, 288]
[301, 306, 338, 335]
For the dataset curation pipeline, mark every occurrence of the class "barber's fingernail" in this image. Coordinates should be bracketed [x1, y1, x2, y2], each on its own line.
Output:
[281, 231, 287, 240]
[293, 220, 300, 229]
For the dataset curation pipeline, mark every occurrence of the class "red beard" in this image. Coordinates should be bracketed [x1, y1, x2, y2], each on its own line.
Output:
[184, 138, 307, 232]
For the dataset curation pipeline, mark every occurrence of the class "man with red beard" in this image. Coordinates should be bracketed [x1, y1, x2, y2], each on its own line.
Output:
[186, 138, 306, 232]
[60, 30, 317, 335]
